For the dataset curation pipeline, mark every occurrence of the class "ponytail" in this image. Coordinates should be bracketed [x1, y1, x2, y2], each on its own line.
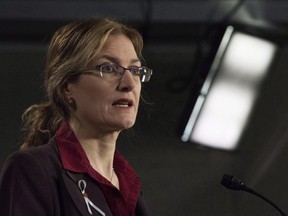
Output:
[20, 102, 63, 150]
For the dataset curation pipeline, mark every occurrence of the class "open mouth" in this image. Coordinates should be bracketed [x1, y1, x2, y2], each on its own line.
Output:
[112, 99, 133, 108]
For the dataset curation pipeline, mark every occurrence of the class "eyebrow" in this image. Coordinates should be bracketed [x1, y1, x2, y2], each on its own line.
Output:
[97, 55, 141, 65]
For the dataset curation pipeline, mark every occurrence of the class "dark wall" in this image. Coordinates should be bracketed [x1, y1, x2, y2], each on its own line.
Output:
[0, 44, 46, 161]
[2, 27, 288, 216]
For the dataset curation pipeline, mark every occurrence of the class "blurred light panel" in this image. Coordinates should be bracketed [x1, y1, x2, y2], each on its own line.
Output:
[182, 26, 277, 150]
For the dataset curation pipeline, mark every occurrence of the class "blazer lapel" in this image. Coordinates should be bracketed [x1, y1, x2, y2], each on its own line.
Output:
[62, 171, 113, 216]
[62, 171, 92, 216]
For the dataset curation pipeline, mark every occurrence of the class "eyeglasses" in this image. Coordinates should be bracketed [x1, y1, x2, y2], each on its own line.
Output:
[78, 63, 153, 82]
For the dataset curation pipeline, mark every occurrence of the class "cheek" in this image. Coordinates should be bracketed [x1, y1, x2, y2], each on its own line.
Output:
[72, 78, 108, 106]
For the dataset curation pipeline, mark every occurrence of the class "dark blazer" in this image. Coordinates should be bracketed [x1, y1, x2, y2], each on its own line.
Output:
[0, 139, 149, 216]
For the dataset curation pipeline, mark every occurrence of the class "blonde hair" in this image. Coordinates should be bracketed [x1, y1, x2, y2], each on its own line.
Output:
[21, 18, 143, 149]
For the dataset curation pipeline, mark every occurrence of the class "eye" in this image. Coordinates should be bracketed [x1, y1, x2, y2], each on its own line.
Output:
[99, 64, 115, 73]
[130, 67, 141, 75]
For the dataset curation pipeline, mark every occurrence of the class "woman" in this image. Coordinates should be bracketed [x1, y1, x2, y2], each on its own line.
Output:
[0, 18, 152, 216]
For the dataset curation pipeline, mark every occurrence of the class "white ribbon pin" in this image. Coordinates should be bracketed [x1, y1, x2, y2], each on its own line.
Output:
[78, 180, 106, 216]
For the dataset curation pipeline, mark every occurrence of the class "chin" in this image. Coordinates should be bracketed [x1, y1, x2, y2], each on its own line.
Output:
[120, 119, 136, 129]
[122, 122, 135, 129]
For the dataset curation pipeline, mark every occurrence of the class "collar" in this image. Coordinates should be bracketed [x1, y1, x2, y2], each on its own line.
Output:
[55, 122, 141, 188]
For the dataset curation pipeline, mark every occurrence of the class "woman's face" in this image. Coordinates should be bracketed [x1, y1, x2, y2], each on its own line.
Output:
[65, 34, 142, 133]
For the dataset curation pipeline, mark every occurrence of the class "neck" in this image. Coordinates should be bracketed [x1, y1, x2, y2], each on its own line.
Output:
[81, 137, 115, 173]
[68, 119, 119, 182]
[80, 137, 120, 189]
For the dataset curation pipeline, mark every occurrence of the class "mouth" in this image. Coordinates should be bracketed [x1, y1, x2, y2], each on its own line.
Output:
[112, 99, 134, 108]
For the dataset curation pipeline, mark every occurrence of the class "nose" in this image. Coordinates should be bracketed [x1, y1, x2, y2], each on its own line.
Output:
[117, 69, 136, 92]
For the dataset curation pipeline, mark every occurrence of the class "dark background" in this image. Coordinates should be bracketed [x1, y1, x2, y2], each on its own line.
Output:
[2, 1, 288, 215]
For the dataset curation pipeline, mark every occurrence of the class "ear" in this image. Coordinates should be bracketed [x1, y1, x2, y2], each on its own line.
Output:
[62, 82, 73, 98]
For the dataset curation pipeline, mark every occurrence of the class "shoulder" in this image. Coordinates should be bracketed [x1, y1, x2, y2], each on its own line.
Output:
[1, 138, 61, 178]
[0, 139, 61, 215]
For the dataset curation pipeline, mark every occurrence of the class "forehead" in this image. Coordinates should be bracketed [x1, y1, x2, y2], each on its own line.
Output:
[102, 34, 134, 48]
[93, 34, 140, 64]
